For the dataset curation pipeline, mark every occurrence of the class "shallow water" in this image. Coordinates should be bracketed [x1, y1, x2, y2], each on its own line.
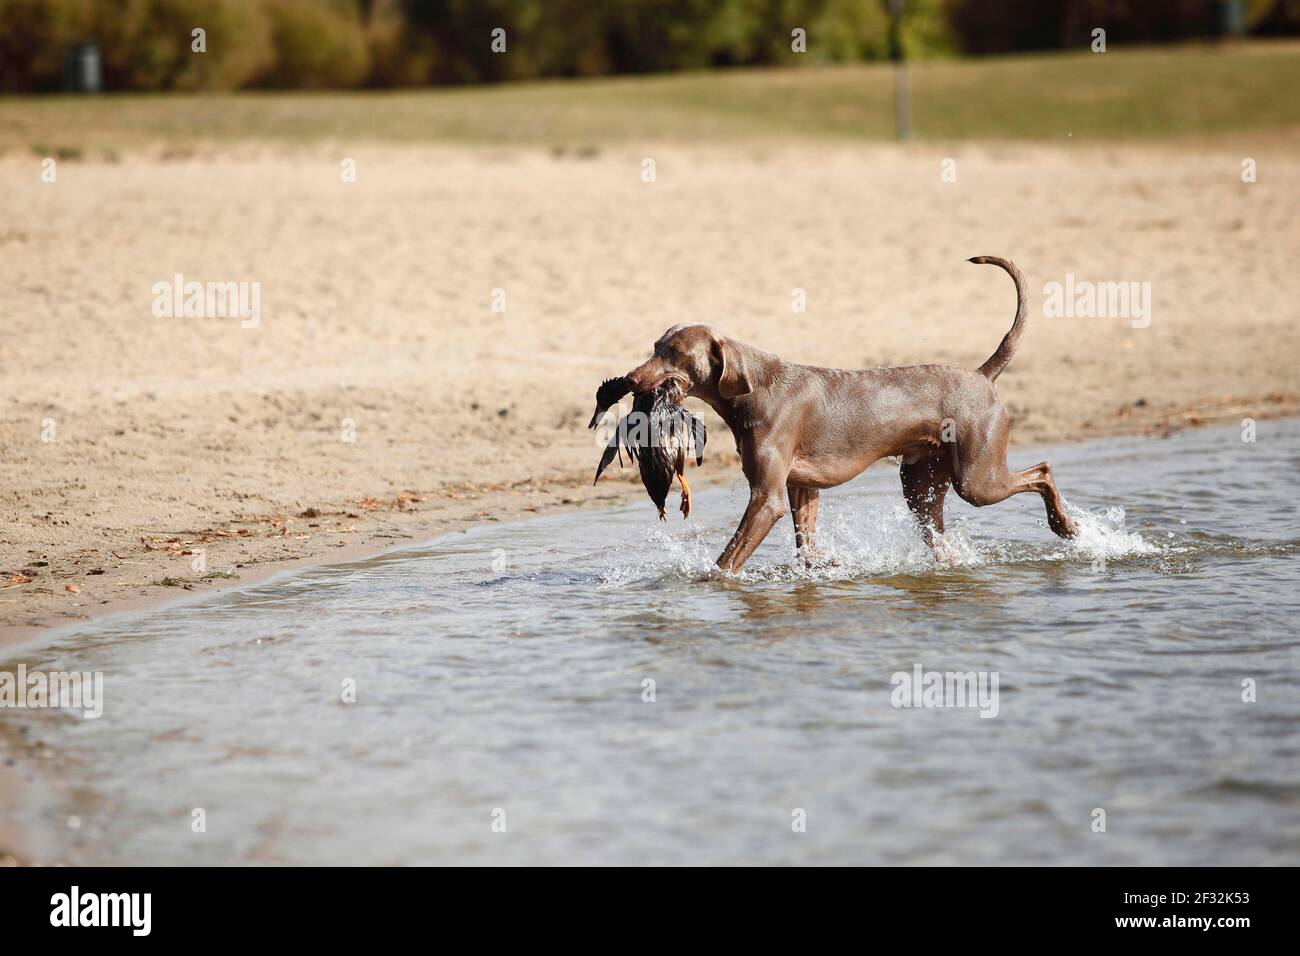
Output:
[3, 420, 1299, 865]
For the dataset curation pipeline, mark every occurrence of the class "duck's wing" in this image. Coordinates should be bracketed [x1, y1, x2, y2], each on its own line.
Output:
[593, 426, 624, 484]
[659, 412, 684, 472]
[620, 413, 640, 463]
[686, 411, 707, 465]
[622, 391, 658, 462]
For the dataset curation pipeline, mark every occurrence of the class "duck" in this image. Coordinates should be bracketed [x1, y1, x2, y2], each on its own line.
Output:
[590, 378, 706, 519]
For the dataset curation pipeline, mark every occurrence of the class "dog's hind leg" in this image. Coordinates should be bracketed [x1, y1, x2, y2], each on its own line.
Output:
[950, 409, 1078, 538]
[900, 453, 953, 554]
[788, 484, 823, 565]
[1017, 460, 1077, 538]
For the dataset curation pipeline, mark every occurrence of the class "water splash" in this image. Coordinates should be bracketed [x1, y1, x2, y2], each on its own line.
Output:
[1061, 503, 1158, 561]
[595, 496, 1159, 587]
[597, 521, 717, 586]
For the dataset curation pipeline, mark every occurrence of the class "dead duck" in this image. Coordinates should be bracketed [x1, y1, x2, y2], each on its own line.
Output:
[591, 379, 706, 520]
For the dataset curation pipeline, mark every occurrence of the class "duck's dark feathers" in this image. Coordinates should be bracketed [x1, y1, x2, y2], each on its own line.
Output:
[591, 381, 706, 520]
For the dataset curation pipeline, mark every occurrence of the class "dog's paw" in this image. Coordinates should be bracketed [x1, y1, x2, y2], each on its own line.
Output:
[930, 538, 960, 564]
[800, 549, 840, 571]
[1052, 514, 1081, 539]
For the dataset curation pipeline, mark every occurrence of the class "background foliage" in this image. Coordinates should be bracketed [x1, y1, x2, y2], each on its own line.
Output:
[0, 0, 1295, 92]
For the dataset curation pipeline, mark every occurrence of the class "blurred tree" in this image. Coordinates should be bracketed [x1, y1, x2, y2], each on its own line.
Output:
[1255, 0, 1300, 33]
[946, 0, 1288, 54]
[92, 0, 275, 91]
[0, 0, 1292, 91]
[0, 0, 91, 91]
[257, 0, 370, 88]
[401, 0, 531, 82]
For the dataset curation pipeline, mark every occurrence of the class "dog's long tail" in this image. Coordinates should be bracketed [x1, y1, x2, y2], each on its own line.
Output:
[969, 256, 1028, 383]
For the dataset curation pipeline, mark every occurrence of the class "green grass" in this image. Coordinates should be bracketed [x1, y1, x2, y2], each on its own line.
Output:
[2, 41, 1297, 151]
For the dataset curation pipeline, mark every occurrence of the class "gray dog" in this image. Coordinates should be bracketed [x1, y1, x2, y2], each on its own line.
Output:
[618, 256, 1080, 572]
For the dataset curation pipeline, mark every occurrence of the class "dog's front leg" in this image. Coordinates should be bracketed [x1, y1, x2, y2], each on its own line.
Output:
[716, 448, 791, 573]
[715, 486, 786, 573]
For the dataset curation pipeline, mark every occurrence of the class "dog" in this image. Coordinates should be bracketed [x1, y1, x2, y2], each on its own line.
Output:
[619, 256, 1080, 573]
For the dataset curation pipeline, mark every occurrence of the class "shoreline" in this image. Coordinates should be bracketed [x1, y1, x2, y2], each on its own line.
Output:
[4, 401, 1296, 656]
[0, 465, 694, 655]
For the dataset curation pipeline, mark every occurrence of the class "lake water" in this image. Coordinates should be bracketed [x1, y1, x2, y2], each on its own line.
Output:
[3, 420, 1298, 865]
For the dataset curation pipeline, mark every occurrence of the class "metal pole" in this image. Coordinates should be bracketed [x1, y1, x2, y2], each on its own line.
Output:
[888, 0, 910, 141]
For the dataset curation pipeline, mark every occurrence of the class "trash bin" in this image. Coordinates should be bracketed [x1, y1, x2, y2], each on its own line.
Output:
[62, 42, 102, 93]
[1214, 0, 1247, 36]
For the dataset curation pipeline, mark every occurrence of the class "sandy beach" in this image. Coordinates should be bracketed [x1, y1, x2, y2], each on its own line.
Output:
[2, 140, 1297, 642]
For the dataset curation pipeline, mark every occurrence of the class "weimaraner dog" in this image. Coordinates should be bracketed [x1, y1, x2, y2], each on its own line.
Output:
[619, 256, 1079, 573]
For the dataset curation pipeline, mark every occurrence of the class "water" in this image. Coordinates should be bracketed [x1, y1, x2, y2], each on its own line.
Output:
[3, 421, 1299, 865]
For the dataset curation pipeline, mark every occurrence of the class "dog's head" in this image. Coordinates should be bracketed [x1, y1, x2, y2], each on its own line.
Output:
[624, 324, 753, 402]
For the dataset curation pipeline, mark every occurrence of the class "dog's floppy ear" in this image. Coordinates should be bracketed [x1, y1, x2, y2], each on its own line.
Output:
[712, 335, 753, 399]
